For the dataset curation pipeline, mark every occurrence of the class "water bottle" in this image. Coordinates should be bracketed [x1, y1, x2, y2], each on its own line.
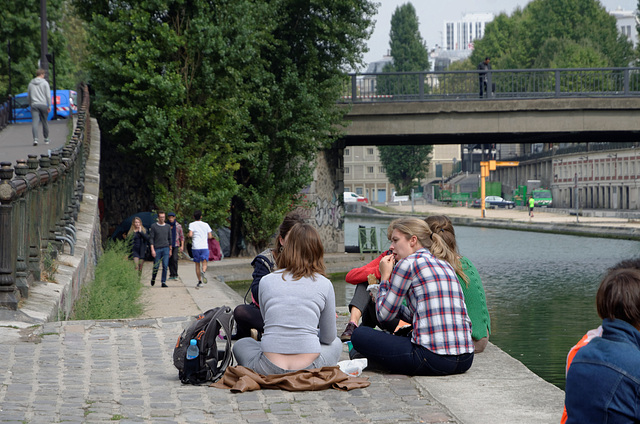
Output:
[186, 339, 199, 360]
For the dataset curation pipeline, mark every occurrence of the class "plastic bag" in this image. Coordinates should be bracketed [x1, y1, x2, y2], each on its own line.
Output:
[337, 358, 368, 377]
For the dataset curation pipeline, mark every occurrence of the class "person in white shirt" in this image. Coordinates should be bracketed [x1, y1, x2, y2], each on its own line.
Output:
[188, 210, 213, 287]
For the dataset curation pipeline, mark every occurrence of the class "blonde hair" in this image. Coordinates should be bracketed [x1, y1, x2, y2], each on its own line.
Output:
[127, 216, 146, 237]
[424, 215, 469, 287]
[277, 223, 326, 280]
[387, 217, 462, 280]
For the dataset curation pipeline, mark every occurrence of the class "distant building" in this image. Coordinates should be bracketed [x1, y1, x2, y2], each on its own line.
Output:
[443, 13, 494, 52]
[610, 7, 638, 48]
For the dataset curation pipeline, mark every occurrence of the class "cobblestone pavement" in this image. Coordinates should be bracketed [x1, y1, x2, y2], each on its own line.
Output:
[0, 316, 460, 424]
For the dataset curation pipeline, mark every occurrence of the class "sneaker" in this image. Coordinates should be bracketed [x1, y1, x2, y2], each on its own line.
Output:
[202, 275, 208, 284]
[44, 138, 50, 145]
[168, 276, 177, 280]
[196, 281, 202, 288]
[161, 283, 168, 288]
[340, 322, 358, 342]
[33, 139, 38, 146]
[150, 280, 155, 286]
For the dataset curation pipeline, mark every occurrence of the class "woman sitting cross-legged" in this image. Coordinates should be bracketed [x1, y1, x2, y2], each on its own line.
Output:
[232, 222, 342, 375]
[350, 217, 474, 376]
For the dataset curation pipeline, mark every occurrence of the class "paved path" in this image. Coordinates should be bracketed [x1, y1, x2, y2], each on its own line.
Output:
[0, 254, 565, 424]
[0, 120, 69, 165]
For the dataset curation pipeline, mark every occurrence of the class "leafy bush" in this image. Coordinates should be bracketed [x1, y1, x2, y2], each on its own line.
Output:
[71, 241, 143, 320]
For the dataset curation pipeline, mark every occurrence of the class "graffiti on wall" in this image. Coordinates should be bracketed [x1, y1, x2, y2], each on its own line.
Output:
[314, 192, 344, 229]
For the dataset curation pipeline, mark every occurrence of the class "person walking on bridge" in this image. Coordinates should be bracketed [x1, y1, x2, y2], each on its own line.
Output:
[477, 57, 491, 98]
[528, 196, 535, 218]
[27, 69, 51, 145]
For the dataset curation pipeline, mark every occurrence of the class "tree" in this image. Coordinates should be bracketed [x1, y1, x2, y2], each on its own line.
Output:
[377, 2, 430, 97]
[469, 0, 634, 70]
[0, 0, 77, 98]
[376, 3, 431, 195]
[378, 145, 433, 196]
[75, 0, 377, 254]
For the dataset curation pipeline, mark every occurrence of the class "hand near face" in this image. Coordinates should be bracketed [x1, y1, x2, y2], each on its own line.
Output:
[379, 255, 395, 281]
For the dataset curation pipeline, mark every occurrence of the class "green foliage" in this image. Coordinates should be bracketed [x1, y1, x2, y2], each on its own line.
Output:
[466, 0, 634, 70]
[0, 0, 79, 98]
[377, 2, 430, 97]
[71, 241, 143, 320]
[75, 0, 376, 252]
[378, 145, 433, 195]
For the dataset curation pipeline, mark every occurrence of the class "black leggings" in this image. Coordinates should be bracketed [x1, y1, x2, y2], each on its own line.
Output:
[349, 282, 398, 333]
[233, 303, 264, 339]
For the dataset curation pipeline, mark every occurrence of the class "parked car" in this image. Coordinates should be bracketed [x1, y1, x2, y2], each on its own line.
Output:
[12, 89, 78, 122]
[344, 191, 368, 203]
[470, 199, 481, 208]
[391, 191, 409, 202]
[485, 196, 515, 209]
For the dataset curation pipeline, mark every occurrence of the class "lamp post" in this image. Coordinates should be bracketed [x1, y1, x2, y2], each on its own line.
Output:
[40, 0, 49, 73]
[45, 52, 57, 119]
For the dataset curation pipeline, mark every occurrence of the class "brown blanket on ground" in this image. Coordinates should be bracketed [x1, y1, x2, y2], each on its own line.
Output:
[211, 365, 370, 392]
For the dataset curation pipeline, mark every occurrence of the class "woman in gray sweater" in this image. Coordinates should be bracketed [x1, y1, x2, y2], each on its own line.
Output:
[233, 222, 342, 375]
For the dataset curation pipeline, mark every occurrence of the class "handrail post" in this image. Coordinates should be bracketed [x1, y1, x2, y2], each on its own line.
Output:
[351, 74, 357, 102]
[0, 162, 18, 310]
[555, 70, 560, 97]
[419, 73, 425, 100]
[624, 68, 630, 95]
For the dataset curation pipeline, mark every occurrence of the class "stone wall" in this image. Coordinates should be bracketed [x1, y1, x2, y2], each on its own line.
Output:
[304, 147, 345, 253]
[7, 118, 103, 323]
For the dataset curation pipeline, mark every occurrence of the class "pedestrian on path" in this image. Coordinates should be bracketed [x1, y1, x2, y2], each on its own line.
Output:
[188, 210, 212, 288]
[167, 212, 184, 280]
[529, 196, 535, 217]
[27, 69, 51, 146]
[128, 216, 149, 274]
[150, 211, 172, 287]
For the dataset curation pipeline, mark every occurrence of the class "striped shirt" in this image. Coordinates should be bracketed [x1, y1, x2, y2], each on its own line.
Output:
[376, 248, 474, 355]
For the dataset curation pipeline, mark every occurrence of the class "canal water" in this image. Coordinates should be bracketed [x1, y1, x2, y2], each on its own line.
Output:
[229, 218, 640, 390]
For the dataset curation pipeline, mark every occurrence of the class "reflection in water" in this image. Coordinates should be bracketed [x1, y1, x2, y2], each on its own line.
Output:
[229, 223, 640, 390]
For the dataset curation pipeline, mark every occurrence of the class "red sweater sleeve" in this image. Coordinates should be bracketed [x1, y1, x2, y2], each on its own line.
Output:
[345, 252, 387, 285]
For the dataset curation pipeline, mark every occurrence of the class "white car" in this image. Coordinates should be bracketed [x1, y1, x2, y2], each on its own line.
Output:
[344, 192, 368, 203]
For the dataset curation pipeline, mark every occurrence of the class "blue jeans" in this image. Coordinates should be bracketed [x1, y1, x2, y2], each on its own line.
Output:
[350, 326, 473, 376]
[151, 247, 170, 283]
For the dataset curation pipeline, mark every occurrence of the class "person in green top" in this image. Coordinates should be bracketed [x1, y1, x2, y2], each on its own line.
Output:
[425, 216, 491, 353]
[528, 196, 535, 217]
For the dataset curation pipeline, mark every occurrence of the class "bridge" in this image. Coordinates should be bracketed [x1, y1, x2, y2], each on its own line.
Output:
[340, 67, 640, 145]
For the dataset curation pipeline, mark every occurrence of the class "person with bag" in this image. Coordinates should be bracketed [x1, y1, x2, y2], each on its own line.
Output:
[232, 222, 342, 375]
[232, 212, 305, 340]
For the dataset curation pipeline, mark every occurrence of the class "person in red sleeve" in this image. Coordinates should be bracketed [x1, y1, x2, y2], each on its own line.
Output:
[340, 250, 405, 341]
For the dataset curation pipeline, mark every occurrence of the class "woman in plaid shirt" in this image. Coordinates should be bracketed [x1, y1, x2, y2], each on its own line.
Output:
[350, 217, 474, 375]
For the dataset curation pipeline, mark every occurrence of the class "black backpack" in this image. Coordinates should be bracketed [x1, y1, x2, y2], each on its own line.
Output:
[173, 306, 235, 384]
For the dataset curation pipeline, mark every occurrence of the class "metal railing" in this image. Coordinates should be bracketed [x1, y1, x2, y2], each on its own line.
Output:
[341, 67, 640, 103]
[0, 84, 91, 310]
[0, 96, 12, 130]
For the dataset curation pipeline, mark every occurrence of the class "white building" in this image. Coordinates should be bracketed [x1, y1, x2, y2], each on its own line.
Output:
[443, 13, 494, 52]
[610, 7, 638, 48]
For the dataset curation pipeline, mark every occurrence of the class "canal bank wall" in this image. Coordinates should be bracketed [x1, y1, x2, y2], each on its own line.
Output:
[211, 253, 565, 424]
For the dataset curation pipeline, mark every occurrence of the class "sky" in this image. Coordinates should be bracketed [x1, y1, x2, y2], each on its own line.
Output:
[362, 0, 639, 69]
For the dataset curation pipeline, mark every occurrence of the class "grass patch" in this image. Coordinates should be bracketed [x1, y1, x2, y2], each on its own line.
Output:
[71, 241, 143, 320]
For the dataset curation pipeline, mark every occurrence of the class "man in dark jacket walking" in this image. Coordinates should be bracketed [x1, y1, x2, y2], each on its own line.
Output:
[477, 57, 491, 98]
[27, 69, 51, 145]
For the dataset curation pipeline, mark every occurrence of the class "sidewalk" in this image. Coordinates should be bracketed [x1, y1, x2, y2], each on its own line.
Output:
[0, 255, 564, 424]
